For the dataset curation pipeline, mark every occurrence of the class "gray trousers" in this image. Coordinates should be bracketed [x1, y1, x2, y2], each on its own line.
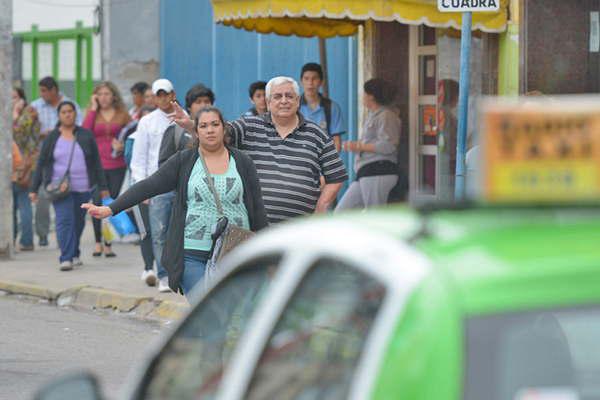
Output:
[336, 175, 398, 211]
[35, 187, 51, 238]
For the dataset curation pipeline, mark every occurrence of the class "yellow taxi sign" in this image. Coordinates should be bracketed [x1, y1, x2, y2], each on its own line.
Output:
[479, 97, 600, 203]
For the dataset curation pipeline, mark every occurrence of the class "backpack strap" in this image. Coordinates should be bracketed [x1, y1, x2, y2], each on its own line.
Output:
[320, 96, 332, 136]
[301, 94, 333, 136]
[174, 124, 186, 150]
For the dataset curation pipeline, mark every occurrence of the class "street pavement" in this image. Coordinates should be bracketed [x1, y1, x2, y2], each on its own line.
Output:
[0, 223, 188, 321]
[0, 295, 163, 400]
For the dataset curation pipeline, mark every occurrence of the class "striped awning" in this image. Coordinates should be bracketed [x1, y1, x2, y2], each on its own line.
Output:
[212, 0, 509, 38]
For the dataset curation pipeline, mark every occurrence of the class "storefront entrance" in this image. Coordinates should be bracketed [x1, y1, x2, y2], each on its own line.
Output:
[367, 22, 497, 202]
[409, 25, 439, 201]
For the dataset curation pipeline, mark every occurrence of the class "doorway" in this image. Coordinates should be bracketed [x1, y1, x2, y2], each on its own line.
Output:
[409, 25, 439, 201]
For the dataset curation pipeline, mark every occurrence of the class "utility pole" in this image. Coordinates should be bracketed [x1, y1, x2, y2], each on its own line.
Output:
[0, 0, 13, 259]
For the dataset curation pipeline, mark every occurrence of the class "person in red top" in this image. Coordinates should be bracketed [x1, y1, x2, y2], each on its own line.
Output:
[83, 81, 131, 257]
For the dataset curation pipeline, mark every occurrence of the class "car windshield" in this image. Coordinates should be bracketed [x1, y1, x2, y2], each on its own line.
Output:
[465, 305, 600, 400]
[141, 256, 280, 400]
[246, 258, 386, 400]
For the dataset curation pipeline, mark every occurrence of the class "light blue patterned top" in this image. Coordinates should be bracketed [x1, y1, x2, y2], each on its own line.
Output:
[184, 156, 250, 251]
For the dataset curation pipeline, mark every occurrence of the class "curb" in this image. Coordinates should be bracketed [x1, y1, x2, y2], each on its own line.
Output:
[0, 280, 188, 322]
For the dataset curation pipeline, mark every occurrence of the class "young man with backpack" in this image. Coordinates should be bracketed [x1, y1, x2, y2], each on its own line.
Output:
[158, 84, 214, 166]
[299, 63, 346, 152]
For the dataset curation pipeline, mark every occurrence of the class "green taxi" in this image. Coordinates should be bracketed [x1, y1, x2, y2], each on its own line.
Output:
[35, 98, 600, 400]
[36, 205, 600, 400]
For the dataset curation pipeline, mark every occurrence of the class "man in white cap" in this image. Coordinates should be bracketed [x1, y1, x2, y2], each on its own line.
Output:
[130, 78, 177, 292]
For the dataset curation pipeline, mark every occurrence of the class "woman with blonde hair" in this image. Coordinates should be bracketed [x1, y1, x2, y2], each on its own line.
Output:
[83, 81, 131, 257]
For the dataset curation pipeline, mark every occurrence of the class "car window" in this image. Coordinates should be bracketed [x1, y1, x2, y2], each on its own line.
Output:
[465, 305, 600, 400]
[245, 258, 386, 400]
[142, 255, 280, 400]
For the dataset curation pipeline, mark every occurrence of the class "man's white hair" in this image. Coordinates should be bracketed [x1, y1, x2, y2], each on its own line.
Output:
[266, 76, 300, 99]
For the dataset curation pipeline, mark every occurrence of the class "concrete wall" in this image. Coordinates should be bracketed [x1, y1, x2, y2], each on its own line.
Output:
[101, 0, 160, 107]
[0, 0, 13, 257]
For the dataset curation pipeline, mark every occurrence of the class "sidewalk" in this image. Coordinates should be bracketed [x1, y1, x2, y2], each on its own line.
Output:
[0, 225, 189, 322]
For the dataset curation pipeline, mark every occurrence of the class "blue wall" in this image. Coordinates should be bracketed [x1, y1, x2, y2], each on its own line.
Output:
[159, 0, 357, 138]
[159, 0, 358, 187]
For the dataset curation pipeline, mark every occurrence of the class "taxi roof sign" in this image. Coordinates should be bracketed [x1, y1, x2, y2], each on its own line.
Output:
[438, 0, 500, 12]
[477, 96, 600, 204]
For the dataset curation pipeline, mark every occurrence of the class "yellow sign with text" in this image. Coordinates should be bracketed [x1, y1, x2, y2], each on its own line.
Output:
[481, 98, 600, 203]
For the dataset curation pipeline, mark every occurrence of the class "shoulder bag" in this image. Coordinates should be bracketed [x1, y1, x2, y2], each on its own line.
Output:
[46, 134, 77, 202]
[199, 151, 254, 281]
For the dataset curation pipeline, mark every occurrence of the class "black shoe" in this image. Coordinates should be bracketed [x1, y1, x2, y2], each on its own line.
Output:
[39, 236, 48, 247]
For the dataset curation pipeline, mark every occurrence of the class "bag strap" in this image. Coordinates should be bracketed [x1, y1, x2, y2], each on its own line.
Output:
[197, 150, 224, 216]
[174, 125, 186, 151]
[321, 96, 332, 136]
[63, 131, 78, 176]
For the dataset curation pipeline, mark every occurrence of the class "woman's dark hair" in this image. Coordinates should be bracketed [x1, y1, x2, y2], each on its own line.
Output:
[364, 78, 396, 106]
[14, 87, 27, 104]
[56, 100, 77, 127]
[248, 81, 267, 98]
[190, 106, 228, 148]
[439, 79, 459, 107]
[185, 84, 215, 111]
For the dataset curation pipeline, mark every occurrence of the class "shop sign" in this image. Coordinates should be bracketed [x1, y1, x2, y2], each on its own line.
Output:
[479, 98, 600, 203]
[438, 0, 500, 12]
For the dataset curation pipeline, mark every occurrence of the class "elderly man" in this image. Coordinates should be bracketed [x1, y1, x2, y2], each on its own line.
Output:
[172, 76, 347, 224]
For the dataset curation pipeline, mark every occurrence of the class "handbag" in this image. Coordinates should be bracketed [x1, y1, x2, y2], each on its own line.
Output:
[15, 152, 36, 189]
[199, 152, 254, 282]
[45, 135, 77, 202]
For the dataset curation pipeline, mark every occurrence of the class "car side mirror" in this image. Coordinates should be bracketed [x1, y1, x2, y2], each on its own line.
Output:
[34, 371, 104, 400]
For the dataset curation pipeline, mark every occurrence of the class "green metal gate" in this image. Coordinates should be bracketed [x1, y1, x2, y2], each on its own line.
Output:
[14, 21, 95, 106]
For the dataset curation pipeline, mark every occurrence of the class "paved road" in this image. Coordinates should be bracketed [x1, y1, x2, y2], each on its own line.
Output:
[0, 296, 164, 400]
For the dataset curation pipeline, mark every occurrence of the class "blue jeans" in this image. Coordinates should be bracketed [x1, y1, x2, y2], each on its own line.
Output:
[12, 183, 33, 246]
[149, 191, 175, 279]
[53, 192, 90, 263]
[182, 251, 208, 296]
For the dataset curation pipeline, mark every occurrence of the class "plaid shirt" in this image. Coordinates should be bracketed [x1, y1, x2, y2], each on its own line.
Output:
[30, 93, 82, 134]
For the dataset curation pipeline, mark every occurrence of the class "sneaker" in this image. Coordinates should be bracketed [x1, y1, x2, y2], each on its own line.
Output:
[158, 277, 171, 293]
[39, 236, 48, 247]
[19, 244, 34, 251]
[72, 257, 83, 267]
[59, 261, 73, 271]
[141, 270, 157, 287]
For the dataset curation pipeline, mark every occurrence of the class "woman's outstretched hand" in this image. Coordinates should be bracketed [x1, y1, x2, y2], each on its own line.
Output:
[81, 203, 113, 219]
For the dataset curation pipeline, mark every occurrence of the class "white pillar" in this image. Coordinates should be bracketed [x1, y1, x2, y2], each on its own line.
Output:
[0, 0, 13, 258]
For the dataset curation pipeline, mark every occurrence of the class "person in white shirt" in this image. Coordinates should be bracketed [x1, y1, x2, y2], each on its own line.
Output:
[130, 79, 177, 292]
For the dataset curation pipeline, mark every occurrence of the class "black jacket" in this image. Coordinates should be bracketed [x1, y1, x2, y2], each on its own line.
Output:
[158, 124, 192, 167]
[31, 127, 108, 193]
[108, 147, 268, 291]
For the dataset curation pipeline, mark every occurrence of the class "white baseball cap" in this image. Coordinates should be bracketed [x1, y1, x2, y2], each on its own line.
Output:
[152, 78, 174, 95]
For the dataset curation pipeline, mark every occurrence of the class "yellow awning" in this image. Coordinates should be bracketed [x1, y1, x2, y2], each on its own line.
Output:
[212, 0, 509, 38]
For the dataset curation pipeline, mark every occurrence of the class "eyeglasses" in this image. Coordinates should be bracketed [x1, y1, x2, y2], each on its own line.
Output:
[270, 93, 297, 102]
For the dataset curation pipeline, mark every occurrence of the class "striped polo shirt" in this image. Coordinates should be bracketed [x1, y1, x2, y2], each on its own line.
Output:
[228, 113, 348, 224]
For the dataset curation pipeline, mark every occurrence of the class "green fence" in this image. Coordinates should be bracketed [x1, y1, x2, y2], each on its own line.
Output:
[14, 21, 96, 107]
